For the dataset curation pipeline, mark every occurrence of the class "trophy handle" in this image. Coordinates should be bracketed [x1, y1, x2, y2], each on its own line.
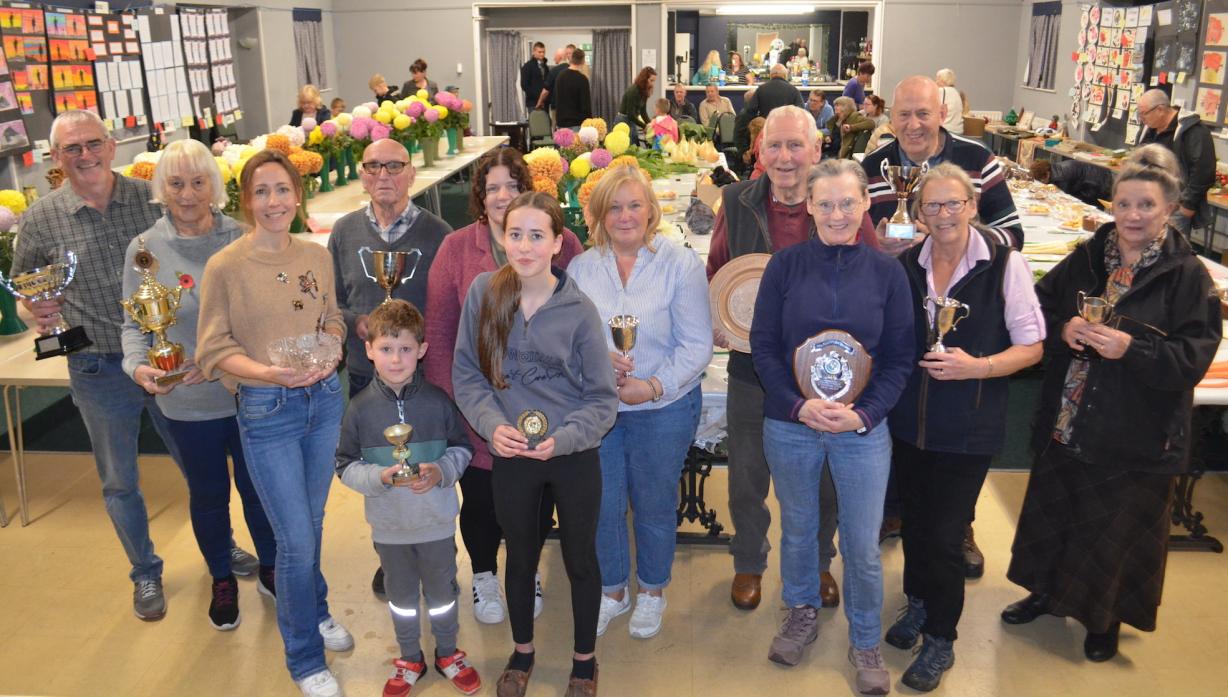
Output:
[1076, 290, 1087, 316]
[879, 158, 890, 182]
[169, 284, 183, 312]
[357, 247, 376, 283]
[399, 249, 424, 283]
[61, 250, 79, 290]
[952, 302, 970, 329]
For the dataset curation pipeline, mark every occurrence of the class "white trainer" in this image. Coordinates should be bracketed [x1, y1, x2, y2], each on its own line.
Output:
[296, 669, 342, 697]
[472, 571, 507, 624]
[533, 572, 545, 619]
[629, 592, 667, 639]
[595, 591, 631, 636]
[318, 617, 354, 651]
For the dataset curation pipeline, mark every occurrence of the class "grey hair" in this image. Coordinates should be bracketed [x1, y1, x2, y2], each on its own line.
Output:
[1113, 143, 1182, 204]
[150, 139, 228, 209]
[833, 95, 856, 113]
[936, 68, 956, 86]
[806, 159, 869, 199]
[1140, 88, 1171, 110]
[770, 63, 788, 79]
[762, 105, 818, 144]
[910, 162, 980, 222]
[50, 110, 109, 149]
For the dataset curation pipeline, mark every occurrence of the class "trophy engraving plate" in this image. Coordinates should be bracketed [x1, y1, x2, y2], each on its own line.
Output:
[709, 253, 770, 353]
[880, 161, 929, 239]
[793, 330, 872, 404]
[517, 409, 549, 450]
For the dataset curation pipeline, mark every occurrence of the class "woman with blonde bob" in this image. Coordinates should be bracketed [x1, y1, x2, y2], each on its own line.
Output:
[121, 139, 274, 632]
[452, 192, 617, 697]
[569, 167, 712, 640]
[290, 84, 330, 127]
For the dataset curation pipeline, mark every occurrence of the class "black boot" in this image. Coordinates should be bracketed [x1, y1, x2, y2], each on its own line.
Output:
[1000, 593, 1053, 625]
[1084, 622, 1120, 662]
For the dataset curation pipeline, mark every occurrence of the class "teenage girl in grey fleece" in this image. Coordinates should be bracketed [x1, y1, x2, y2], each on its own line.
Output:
[452, 192, 618, 697]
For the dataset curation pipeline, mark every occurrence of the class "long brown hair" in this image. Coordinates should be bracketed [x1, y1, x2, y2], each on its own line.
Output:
[477, 191, 565, 389]
[633, 67, 657, 98]
[469, 147, 531, 223]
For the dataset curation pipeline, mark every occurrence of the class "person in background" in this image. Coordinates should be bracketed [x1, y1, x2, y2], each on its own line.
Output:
[1028, 159, 1114, 209]
[827, 95, 874, 160]
[699, 83, 735, 128]
[843, 61, 875, 109]
[727, 51, 750, 82]
[691, 50, 723, 85]
[569, 167, 712, 641]
[521, 41, 550, 113]
[649, 98, 680, 145]
[669, 83, 698, 122]
[121, 139, 276, 631]
[1004, 144, 1220, 664]
[935, 69, 964, 135]
[335, 299, 481, 697]
[196, 149, 353, 697]
[330, 97, 345, 115]
[863, 95, 889, 129]
[744, 116, 766, 177]
[553, 48, 592, 129]
[290, 84, 330, 127]
[807, 90, 835, 141]
[1138, 88, 1216, 236]
[401, 58, 439, 100]
[452, 192, 618, 697]
[865, 120, 896, 153]
[734, 63, 804, 153]
[370, 73, 400, 104]
[425, 148, 584, 626]
[619, 67, 657, 137]
[535, 44, 576, 120]
[885, 164, 1044, 692]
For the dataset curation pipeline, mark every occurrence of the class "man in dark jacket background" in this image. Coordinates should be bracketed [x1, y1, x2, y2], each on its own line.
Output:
[520, 41, 549, 113]
[734, 63, 803, 152]
[1139, 88, 1216, 236]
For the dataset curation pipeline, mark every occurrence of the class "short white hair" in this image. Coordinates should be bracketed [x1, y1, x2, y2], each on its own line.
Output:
[762, 105, 818, 145]
[770, 64, 788, 79]
[50, 110, 109, 150]
[936, 68, 956, 86]
[151, 139, 227, 209]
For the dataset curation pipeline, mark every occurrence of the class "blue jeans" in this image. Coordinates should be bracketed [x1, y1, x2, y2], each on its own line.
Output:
[596, 387, 702, 592]
[67, 353, 184, 582]
[164, 416, 277, 578]
[236, 373, 344, 681]
[763, 417, 891, 650]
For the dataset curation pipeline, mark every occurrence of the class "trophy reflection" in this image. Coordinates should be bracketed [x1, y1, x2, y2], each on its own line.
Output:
[121, 239, 188, 385]
[925, 296, 970, 353]
[881, 161, 928, 239]
[1073, 291, 1114, 361]
[0, 250, 93, 359]
[359, 247, 423, 304]
[385, 422, 418, 484]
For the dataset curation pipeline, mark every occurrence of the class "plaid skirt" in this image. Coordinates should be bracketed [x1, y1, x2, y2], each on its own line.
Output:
[1006, 443, 1175, 633]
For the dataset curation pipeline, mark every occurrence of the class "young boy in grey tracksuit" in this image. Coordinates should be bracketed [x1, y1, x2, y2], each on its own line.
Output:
[335, 300, 482, 696]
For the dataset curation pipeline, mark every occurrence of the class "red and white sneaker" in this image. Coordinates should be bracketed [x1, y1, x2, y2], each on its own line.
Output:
[383, 657, 427, 697]
[435, 649, 482, 695]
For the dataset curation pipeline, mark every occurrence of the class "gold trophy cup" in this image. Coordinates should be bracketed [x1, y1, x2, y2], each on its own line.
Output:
[609, 314, 639, 358]
[0, 250, 93, 360]
[881, 161, 929, 239]
[120, 240, 187, 385]
[925, 296, 971, 353]
[1073, 290, 1114, 360]
[385, 422, 418, 484]
[359, 247, 424, 304]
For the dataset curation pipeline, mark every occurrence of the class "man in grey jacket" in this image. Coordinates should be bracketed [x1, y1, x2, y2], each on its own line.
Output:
[1139, 88, 1216, 235]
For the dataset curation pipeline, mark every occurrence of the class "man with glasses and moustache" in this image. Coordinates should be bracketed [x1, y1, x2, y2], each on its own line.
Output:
[327, 138, 453, 594]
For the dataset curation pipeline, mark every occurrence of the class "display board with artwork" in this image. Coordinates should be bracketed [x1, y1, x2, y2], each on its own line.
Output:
[89, 9, 147, 137]
[1069, 3, 1153, 148]
[45, 8, 98, 116]
[0, 3, 43, 151]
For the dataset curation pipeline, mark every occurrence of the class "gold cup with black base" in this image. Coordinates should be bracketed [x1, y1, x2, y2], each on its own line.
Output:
[120, 239, 188, 386]
[385, 422, 418, 484]
[0, 250, 93, 360]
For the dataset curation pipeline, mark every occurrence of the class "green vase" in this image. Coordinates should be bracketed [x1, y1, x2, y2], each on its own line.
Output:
[333, 155, 346, 187]
[346, 148, 359, 181]
[445, 128, 458, 156]
[290, 197, 310, 233]
[0, 291, 26, 335]
[421, 136, 439, 167]
[318, 156, 334, 193]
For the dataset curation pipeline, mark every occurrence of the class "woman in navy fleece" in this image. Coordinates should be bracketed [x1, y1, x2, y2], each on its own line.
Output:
[750, 159, 914, 695]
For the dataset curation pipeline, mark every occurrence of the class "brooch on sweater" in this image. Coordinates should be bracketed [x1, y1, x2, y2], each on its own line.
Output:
[299, 270, 319, 298]
[277, 272, 289, 283]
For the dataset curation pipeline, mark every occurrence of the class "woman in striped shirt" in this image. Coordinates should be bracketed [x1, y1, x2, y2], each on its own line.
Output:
[568, 167, 713, 640]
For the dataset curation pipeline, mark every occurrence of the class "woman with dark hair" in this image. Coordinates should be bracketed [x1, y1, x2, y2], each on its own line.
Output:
[453, 192, 618, 697]
[196, 149, 351, 697]
[1003, 144, 1221, 662]
[727, 51, 750, 81]
[862, 95, 888, 128]
[424, 148, 583, 626]
[619, 67, 657, 131]
[401, 58, 439, 100]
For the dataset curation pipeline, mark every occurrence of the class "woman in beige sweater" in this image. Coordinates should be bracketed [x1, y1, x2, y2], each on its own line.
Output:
[196, 149, 351, 697]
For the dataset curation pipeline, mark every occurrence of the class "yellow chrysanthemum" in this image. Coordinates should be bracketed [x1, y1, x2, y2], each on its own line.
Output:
[569, 157, 591, 179]
[393, 114, 412, 131]
[581, 118, 608, 142]
[0, 189, 27, 215]
[532, 176, 558, 197]
[288, 150, 324, 176]
[578, 180, 599, 208]
[416, 89, 429, 100]
[308, 127, 324, 146]
[374, 109, 394, 125]
[604, 130, 631, 155]
[265, 134, 292, 155]
[214, 157, 233, 184]
[526, 147, 564, 182]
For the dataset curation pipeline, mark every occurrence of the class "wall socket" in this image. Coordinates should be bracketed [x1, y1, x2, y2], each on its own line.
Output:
[456, 62, 463, 74]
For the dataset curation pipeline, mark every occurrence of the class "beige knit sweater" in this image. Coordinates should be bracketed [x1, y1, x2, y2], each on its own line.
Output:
[196, 233, 346, 392]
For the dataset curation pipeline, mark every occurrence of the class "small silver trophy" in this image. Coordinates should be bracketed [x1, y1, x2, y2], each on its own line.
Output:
[358, 247, 424, 304]
[925, 296, 970, 353]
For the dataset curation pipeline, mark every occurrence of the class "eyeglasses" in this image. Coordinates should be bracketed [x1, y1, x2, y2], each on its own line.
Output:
[920, 199, 970, 216]
[361, 161, 410, 175]
[1139, 104, 1160, 118]
[58, 139, 107, 158]
[811, 197, 862, 215]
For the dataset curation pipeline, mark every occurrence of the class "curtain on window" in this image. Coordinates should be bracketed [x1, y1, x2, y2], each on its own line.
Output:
[592, 29, 631, 124]
[1024, 1, 1062, 90]
[293, 9, 327, 90]
[487, 30, 523, 123]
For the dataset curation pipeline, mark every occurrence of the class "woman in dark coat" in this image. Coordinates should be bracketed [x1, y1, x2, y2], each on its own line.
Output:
[1003, 144, 1221, 662]
[619, 67, 656, 132]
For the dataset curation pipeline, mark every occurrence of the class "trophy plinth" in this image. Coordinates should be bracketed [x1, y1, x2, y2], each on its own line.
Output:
[517, 410, 549, 451]
[881, 161, 928, 239]
[385, 422, 418, 484]
[359, 247, 424, 304]
[925, 296, 970, 353]
[609, 314, 638, 358]
[1073, 291, 1114, 361]
[121, 239, 188, 384]
[0, 250, 93, 360]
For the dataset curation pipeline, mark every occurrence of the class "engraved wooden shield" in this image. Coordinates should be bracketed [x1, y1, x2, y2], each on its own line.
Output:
[792, 329, 873, 404]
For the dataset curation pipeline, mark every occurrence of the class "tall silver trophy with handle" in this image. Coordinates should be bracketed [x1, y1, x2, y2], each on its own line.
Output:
[0, 250, 93, 359]
[358, 247, 423, 304]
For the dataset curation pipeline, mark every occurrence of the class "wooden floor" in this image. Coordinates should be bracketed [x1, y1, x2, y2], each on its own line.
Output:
[1, 453, 1227, 697]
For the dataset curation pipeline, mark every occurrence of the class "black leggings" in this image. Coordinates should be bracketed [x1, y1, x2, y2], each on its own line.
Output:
[493, 448, 601, 654]
[458, 465, 555, 575]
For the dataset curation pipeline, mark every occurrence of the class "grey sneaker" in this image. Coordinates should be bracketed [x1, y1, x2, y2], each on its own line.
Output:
[133, 578, 167, 621]
[768, 605, 819, 666]
[230, 546, 260, 576]
[848, 645, 891, 695]
[901, 635, 954, 693]
[884, 595, 926, 650]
